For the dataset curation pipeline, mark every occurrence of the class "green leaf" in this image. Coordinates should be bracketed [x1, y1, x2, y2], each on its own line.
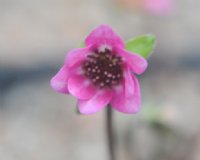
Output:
[125, 34, 156, 58]
[79, 42, 85, 48]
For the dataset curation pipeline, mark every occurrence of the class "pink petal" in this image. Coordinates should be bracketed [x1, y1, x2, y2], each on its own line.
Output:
[85, 25, 125, 49]
[65, 47, 91, 67]
[78, 90, 112, 114]
[50, 65, 70, 94]
[111, 70, 141, 114]
[117, 48, 148, 74]
[68, 74, 97, 100]
[124, 67, 135, 98]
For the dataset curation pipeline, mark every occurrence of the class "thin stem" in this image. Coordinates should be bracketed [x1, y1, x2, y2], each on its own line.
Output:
[106, 105, 115, 160]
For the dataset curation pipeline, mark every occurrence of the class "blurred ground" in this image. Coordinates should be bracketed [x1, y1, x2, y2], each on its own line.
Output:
[1, 0, 200, 160]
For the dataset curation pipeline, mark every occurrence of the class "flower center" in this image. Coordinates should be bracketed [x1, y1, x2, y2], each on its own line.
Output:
[83, 48, 123, 88]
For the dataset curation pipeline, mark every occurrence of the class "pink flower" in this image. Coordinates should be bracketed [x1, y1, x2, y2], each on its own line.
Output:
[144, 0, 174, 15]
[51, 25, 148, 114]
[118, 0, 174, 16]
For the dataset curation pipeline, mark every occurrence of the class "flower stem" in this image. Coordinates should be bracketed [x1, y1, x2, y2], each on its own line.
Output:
[106, 105, 116, 160]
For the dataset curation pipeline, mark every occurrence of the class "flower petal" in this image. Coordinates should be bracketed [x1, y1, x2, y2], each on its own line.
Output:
[50, 65, 70, 94]
[65, 47, 91, 67]
[85, 25, 125, 48]
[68, 74, 97, 100]
[111, 70, 141, 114]
[117, 48, 148, 74]
[78, 90, 112, 114]
[124, 67, 135, 98]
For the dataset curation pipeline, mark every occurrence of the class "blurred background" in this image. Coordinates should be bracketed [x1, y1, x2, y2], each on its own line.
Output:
[1, 0, 200, 160]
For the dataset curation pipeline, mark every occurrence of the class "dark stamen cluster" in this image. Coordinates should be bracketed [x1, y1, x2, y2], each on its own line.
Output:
[83, 48, 123, 88]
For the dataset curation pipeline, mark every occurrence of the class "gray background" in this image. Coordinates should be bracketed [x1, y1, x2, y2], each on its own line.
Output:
[1, 0, 200, 160]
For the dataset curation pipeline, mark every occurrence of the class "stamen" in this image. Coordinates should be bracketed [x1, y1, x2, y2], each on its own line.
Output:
[83, 48, 123, 88]
[96, 76, 100, 79]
